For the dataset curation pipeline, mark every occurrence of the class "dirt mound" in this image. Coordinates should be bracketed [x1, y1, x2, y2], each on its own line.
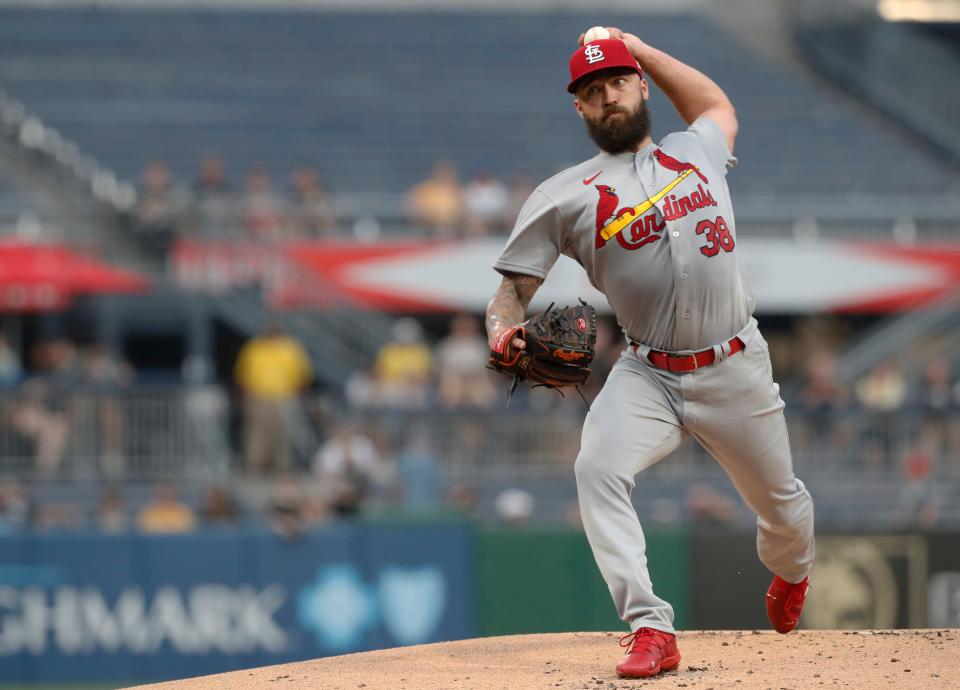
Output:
[126, 629, 958, 690]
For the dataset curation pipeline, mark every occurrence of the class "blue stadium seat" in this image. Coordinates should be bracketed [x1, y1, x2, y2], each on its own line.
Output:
[0, 9, 954, 212]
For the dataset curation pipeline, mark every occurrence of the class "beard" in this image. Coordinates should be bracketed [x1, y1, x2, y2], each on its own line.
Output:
[584, 99, 652, 154]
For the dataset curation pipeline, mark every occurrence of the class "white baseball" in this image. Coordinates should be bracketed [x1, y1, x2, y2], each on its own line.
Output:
[584, 26, 611, 43]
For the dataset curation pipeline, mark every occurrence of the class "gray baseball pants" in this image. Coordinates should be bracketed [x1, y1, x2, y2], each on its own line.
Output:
[574, 317, 815, 634]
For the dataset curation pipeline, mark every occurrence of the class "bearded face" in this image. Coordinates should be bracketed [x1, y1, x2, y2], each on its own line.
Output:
[583, 97, 652, 154]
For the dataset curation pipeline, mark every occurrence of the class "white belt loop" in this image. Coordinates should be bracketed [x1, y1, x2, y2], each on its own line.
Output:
[632, 342, 653, 362]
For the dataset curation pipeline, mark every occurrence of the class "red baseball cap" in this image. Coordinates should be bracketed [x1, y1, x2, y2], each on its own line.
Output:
[567, 39, 643, 94]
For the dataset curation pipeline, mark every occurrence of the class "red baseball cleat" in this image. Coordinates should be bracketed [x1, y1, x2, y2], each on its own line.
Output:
[766, 574, 810, 633]
[615, 628, 681, 678]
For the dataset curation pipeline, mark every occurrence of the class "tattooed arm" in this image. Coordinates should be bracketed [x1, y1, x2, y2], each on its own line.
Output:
[485, 272, 544, 350]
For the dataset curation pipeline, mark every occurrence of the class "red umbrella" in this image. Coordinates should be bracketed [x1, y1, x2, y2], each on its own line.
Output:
[0, 240, 149, 312]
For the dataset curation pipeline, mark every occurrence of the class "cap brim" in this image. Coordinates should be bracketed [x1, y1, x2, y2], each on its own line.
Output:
[568, 65, 642, 94]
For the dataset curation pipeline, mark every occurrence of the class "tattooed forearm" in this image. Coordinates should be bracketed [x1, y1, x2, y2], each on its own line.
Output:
[485, 273, 544, 346]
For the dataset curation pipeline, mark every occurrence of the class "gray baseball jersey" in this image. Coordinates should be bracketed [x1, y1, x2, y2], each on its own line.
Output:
[494, 116, 754, 352]
[493, 116, 814, 636]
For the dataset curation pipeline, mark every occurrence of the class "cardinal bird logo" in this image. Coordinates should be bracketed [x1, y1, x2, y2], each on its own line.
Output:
[653, 149, 708, 184]
[595, 185, 619, 232]
[594, 184, 641, 249]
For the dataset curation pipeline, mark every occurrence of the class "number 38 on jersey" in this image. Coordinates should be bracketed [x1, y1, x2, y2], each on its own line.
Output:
[695, 215, 735, 257]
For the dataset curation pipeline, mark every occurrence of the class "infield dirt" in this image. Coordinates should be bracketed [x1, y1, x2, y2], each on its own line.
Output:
[127, 629, 959, 690]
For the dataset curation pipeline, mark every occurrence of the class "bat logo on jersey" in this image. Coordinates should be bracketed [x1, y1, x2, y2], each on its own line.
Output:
[594, 149, 716, 247]
[594, 185, 664, 251]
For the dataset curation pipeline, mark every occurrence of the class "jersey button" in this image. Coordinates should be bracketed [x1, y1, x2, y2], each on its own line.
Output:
[682, 273, 688, 280]
[672, 231, 680, 237]
[683, 311, 691, 319]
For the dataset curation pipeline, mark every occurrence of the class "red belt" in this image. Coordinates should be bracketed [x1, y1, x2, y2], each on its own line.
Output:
[631, 336, 745, 373]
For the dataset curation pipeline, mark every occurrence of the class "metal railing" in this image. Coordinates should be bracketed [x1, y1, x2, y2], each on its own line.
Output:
[0, 384, 957, 479]
[0, 384, 231, 479]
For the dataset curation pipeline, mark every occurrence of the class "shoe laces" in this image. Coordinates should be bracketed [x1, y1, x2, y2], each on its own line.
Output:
[619, 628, 667, 655]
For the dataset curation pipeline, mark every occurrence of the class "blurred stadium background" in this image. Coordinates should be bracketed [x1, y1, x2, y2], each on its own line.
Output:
[0, 0, 957, 686]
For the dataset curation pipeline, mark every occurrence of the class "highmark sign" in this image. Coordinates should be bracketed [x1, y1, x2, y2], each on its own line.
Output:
[0, 527, 473, 683]
[0, 584, 288, 655]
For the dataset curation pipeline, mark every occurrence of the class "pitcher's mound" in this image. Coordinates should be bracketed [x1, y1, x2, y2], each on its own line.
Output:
[127, 629, 958, 690]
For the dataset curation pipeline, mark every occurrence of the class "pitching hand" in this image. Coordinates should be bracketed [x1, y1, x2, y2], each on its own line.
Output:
[577, 27, 649, 61]
[489, 327, 526, 354]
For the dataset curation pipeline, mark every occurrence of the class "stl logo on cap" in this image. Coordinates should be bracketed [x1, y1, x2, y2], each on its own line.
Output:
[584, 43, 605, 65]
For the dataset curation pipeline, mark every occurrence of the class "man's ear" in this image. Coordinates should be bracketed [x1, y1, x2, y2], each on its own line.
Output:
[574, 99, 585, 120]
[640, 77, 650, 101]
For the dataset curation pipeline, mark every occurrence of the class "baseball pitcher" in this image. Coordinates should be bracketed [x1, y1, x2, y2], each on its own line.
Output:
[485, 29, 815, 678]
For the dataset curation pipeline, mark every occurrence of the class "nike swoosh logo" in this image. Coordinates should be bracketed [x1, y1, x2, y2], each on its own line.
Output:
[582, 171, 602, 185]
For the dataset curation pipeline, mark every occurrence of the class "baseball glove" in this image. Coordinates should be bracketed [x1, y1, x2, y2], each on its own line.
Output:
[488, 302, 597, 403]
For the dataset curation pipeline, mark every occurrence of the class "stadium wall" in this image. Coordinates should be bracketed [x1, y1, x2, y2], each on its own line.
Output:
[0, 526, 957, 683]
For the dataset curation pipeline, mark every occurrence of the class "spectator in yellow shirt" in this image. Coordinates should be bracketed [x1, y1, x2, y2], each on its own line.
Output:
[235, 323, 312, 473]
[405, 161, 463, 236]
[374, 318, 433, 408]
[137, 482, 196, 534]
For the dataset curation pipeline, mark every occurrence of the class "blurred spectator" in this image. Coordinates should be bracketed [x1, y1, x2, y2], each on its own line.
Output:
[133, 160, 184, 252]
[301, 483, 332, 528]
[234, 321, 313, 474]
[406, 161, 463, 235]
[446, 482, 477, 517]
[393, 428, 443, 513]
[687, 483, 737, 528]
[801, 350, 849, 411]
[919, 358, 960, 412]
[796, 350, 853, 467]
[494, 487, 534, 526]
[916, 358, 960, 465]
[856, 361, 907, 411]
[137, 482, 196, 533]
[792, 350, 855, 468]
[0, 334, 22, 387]
[191, 154, 235, 235]
[373, 318, 433, 407]
[84, 342, 132, 386]
[183, 357, 231, 472]
[502, 175, 536, 234]
[243, 164, 284, 240]
[96, 486, 128, 533]
[436, 313, 496, 408]
[83, 342, 133, 476]
[0, 480, 31, 533]
[856, 361, 907, 468]
[202, 486, 238, 526]
[894, 447, 942, 526]
[288, 165, 336, 237]
[463, 171, 508, 236]
[33, 500, 85, 531]
[344, 369, 379, 408]
[313, 424, 387, 517]
[8, 341, 72, 473]
[268, 473, 307, 538]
